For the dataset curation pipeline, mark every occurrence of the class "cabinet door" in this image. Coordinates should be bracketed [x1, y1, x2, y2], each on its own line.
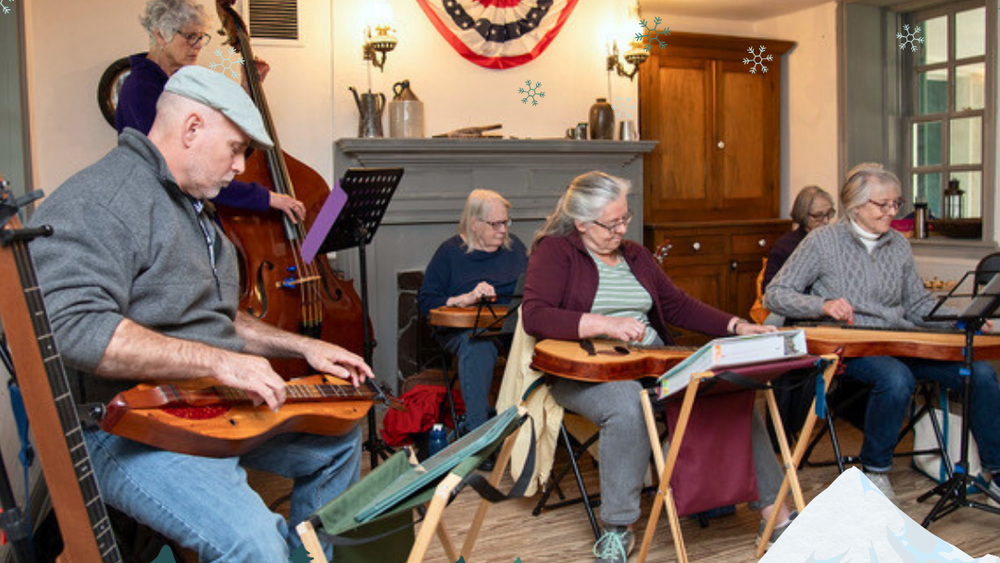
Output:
[716, 60, 780, 218]
[732, 258, 765, 319]
[642, 55, 714, 223]
[661, 261, 728, 313]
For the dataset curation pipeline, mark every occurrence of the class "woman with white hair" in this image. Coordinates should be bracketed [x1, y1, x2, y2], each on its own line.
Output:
[116, 0, 304, 222]
[523, 171, 791, 563]
[418, 189, 528, 434]
[765, 163, 1000, 504]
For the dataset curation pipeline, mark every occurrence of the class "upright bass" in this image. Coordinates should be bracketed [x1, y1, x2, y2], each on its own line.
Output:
[214, 1, 365, 377]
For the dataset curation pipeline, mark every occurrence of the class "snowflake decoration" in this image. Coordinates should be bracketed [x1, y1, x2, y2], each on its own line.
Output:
[208, 47, 244, 81]
[897, 24, 924, 52]
[0, 0, 12, 15]
[518, 80, 545, 107]
[743, 45, 773, 74]
[612, 96, 636, 121]
[636, 17, 670, 52]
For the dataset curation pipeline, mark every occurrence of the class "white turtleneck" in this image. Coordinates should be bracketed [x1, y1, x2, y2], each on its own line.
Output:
[849, 219, 881, 253]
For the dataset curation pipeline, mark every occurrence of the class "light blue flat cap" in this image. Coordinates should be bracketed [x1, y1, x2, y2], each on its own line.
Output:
[164, 65, 273, 148]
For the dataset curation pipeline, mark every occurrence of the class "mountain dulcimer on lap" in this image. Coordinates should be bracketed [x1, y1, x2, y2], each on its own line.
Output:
[531, 338, 697, 382]
[797, 325, 1000, 361]
[99, 375, 395, 458]
[429, 305, 510, 329]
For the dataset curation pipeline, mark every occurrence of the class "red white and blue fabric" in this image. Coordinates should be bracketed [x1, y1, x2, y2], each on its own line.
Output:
[415, 0, 579, 70]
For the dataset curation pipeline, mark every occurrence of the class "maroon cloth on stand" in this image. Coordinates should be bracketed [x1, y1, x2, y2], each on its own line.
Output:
[380, 384, 465, 447]
[664, 390, 757, 517]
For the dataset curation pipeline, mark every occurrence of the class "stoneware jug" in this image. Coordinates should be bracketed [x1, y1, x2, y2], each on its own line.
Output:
[589, 98, 615, 140]
[349, 86, 385, 138]
[388, 80, 425, 138]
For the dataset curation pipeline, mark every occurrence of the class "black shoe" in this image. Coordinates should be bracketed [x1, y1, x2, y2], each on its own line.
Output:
[478, 453, 497, 472]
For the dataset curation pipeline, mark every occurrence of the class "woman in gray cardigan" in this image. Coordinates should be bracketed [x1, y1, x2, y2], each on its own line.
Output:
[765, 163, 1000, 505]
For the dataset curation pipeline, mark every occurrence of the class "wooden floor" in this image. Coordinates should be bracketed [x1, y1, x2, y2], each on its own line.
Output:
[250, 416, 1000, 563]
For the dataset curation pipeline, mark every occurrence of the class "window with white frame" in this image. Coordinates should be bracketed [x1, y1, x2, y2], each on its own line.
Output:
[905, 1, 990, 238]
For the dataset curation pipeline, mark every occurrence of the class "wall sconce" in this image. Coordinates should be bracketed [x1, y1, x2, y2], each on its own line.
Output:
[363, 24, 397, 72]
[607, 40, 648, 81]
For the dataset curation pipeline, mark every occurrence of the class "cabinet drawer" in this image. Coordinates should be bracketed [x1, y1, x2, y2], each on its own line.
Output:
[731, 232, 782, 256]
[662, 235, 725, 258]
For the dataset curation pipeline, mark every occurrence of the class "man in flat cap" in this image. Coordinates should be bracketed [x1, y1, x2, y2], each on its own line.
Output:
[29, 66, 368, 561]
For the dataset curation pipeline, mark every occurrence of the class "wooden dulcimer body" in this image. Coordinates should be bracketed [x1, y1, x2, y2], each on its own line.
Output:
[429, 305, 510, 329]
[531, 338, 696, 382]
[797, 325, 1000, 361]
[100, 375, 379, 458]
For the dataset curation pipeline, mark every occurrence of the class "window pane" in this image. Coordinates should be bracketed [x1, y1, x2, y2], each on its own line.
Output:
[955, 7, 986, 59]
[912, 121, 942, 166]
[955, 63, 985, 111]
[917, 16, 947, 65]
[913, 173, 942, 217]
[949, 172, 981, 219]
[950, 117, 982, 165]
[917, 68, 948, 114]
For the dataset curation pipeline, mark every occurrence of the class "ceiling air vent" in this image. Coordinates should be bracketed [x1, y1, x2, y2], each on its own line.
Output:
[248, 0, 298, 41]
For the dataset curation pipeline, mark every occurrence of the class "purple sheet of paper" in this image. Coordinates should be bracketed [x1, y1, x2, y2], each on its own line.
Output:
[301, 180, 347, 264]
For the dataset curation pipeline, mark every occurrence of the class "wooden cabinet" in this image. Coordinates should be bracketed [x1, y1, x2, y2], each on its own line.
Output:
[644, 219, 791, 345]
[640, 33, 794, 224]
[640, 33, 795, 342]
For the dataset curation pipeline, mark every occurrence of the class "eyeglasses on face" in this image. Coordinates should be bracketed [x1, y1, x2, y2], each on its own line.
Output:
[592, 210, 634, 232]
[482, 218, 512, 230]
[807, 210, 836, 221]
[177, 31, 212, 47]
[867, 199, 903, 213]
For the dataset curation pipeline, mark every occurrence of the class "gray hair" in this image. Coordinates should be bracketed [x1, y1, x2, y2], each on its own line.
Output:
[140, 0, 208, 42]
[841, 162, 901, 219]
[530, 171, 630, 253]
[790, 185, 835, 227]
[458, 189, 513, 253]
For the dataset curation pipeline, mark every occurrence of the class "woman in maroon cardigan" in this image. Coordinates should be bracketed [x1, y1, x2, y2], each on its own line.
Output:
[523, 171, 791, 563]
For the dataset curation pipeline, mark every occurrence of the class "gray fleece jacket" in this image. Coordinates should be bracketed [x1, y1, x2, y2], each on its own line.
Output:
[763, 220, 946, 328]
[29, 129, 244, 403]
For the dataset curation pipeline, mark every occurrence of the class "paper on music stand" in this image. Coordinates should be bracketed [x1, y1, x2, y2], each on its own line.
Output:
[656, 329, 807, 399]
[760, 467, 998, 562]
[300, 180, 348, 265]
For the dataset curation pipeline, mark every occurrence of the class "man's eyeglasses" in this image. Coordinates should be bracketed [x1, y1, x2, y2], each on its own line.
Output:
[593, 211, 634, 232]
[177, 31, 212, 47]
[868, 199, 903, 213]
[807, 210, 836, 221]
[482, 218, 512, 230]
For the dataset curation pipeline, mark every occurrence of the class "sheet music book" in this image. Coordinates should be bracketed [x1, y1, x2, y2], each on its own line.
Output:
[656, 329, 807, 399]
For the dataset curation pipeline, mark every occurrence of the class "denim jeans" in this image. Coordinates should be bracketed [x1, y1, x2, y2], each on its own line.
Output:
[842, 356, 1000, 474]
[83, 426, 362, 562]
[436, 328, 506, 431]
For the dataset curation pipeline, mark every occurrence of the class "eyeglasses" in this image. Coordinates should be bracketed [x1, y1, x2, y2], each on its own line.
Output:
[482, 218, 512, 230]
[807, 210, 836, 221]
[176, 31, 212, 47]
[867, 199, 903, 213]
[592, 210, 634, 232]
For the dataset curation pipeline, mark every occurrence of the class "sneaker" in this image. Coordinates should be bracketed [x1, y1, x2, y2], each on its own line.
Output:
[593, 526, 635, 563]
[756, 511, 797, 550]
[863, 470, 898, 503]
[986, 477, 1000, 509]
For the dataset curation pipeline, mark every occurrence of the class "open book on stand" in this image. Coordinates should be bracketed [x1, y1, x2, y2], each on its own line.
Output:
[656, 329, 808, 399]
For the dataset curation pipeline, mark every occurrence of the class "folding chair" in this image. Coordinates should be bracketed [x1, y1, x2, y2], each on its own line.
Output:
[296, 405, 530, 563]
[531, 414, 602, 539]
[635, 354, 840, 563]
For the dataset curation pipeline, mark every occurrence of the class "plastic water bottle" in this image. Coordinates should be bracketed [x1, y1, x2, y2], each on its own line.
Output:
[427, 423, 448, 457]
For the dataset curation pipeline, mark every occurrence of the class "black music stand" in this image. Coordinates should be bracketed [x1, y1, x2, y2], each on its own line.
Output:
[919, 271, 1000, 526]
[312, 167, 404, 468]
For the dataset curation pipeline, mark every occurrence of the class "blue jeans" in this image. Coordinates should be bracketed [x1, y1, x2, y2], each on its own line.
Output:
[436, 329, 506, 431]
[84, 426, 361, 562]
[842, 356, 1000, 474]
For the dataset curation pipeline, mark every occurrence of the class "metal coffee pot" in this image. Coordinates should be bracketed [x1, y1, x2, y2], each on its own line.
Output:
[349, 86, 385, 138]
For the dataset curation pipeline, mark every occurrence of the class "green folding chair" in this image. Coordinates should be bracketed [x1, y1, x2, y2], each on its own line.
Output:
[296, 405, 530, 563]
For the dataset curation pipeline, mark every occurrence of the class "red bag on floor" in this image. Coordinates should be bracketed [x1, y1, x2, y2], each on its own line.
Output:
[380, 384, 465, 447]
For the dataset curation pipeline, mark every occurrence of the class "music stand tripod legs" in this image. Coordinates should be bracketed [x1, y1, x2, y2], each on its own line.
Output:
[920, 273, 1000, 526]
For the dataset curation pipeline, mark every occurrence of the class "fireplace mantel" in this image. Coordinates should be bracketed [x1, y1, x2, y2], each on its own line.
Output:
[332, 137, 657, 386]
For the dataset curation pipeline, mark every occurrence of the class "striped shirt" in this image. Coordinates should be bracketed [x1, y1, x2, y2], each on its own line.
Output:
[588, 250, 657, 345]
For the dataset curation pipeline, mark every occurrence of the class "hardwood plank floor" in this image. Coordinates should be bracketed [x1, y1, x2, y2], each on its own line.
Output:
[252, 417, 1000, 563]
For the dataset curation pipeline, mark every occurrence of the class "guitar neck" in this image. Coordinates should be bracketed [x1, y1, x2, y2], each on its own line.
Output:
[0, 229, 122, 562]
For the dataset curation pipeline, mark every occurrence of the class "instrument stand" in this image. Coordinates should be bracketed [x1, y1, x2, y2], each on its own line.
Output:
[919, 271, 1000, 526]
[315, 168, 404, 468]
